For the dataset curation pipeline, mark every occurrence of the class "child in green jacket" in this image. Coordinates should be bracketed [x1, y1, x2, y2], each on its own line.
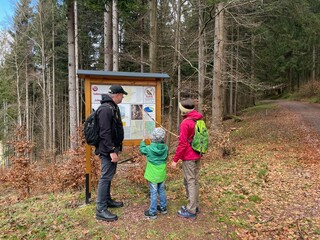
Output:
[140, 127, 168, 219]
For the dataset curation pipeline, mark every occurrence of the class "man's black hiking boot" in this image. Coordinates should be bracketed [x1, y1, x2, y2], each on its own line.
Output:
[96, 209, 118, 222]
[106, 199, 124, 208]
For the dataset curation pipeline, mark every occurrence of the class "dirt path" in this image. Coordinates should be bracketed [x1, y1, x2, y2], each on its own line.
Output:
[240, 100, 320, 239]
[274, 101, 320, 239]
[274, 100, 320, 157]
[276, 100, 320, 134]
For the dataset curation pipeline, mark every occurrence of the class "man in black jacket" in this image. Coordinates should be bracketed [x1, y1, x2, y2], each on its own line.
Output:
[96, 85, 127, 222]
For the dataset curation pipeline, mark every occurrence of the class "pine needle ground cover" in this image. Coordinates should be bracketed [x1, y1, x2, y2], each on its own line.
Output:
[1, 102, 320, 239]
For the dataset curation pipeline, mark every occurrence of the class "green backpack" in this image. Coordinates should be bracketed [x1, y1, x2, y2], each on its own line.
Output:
[187, 119, 209, 155]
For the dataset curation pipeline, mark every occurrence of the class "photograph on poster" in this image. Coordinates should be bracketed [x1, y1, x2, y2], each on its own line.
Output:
[90, 85, 157, 140]
[131, 104, 143, 120]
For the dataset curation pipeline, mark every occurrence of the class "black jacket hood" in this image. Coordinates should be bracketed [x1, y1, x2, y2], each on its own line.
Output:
[100, 94, 114, 105]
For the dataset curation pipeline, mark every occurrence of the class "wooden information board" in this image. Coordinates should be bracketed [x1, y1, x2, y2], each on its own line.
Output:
[77, 70, 169, 203]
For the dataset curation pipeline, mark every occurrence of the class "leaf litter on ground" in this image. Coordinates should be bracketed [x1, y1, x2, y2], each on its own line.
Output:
[1, 102, 320, 239]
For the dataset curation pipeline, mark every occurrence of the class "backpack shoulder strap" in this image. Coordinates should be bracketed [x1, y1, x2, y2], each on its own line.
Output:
[97, 102, 115, 115]
[98, 102, 120, 125]
[184, 117, 197, 122]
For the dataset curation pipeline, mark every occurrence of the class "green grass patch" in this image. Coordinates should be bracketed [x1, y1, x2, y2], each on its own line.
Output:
[257, 163, 268, 179]
[257, 168, 268, 178]
[308, 96, 320, 103]
[242, 102, 276, 113]
[248, 195, 262, 203]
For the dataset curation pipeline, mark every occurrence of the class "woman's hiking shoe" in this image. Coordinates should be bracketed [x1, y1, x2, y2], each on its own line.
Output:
[157, 205, 167, 214]
[181, 205, 200, 214]
[96, 209, 118, 222]
[144, 210, 157, 219]
[177, 208, 196, 219]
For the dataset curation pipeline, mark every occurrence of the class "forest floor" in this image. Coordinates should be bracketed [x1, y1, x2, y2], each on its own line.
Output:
[1, 100, 320, 240]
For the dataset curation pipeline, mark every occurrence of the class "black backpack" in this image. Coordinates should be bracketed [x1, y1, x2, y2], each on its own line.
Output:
[83, 109, 100, 146]
[83, 104, 113, 146]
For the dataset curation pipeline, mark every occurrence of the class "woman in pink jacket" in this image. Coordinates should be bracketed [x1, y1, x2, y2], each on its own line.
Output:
[172, 98, 202, 219]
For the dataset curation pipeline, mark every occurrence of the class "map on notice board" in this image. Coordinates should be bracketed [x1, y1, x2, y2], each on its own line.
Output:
[91, 85, 156, 140]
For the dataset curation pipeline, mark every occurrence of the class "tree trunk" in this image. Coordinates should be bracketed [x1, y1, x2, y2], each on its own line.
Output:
[312, 43, 315, 81]
[14, 52, 22, 127]
[198, 0, 205, 114]
[234, 26, 239, 115]
[250, 34, 255, 105]
[104, 2, 112, 71]
[149, 0, 157, 72]
[112, 0, 119, 71]
[229, 23, 234, 115]
[176, 0, 182, 130]
[67, 0, 77, 149]
[140, 1, 145, 73]
[25, 61, 29, 140]
[38, 1, 48, 151]
[52, 0, 56, 158]
[48, 68, 52, 153]
[74, 1, 79, 127]
[167, 78, 175, 148]
[211, 2, 224, 130]
[167, 0, 182, 148]
[3, 101, 8, 165]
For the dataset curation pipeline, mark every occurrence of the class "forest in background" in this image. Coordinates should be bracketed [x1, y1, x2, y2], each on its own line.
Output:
[1, 1, 320, 238]
[0, 0, 320, 163]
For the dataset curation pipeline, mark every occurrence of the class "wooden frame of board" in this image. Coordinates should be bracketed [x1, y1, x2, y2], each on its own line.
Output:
[77, 70, 170, 204]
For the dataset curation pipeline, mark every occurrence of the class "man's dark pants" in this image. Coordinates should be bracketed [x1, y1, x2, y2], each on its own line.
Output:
[96, 154, 117, 211]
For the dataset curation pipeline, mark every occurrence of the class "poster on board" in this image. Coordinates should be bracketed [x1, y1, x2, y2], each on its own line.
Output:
[91, 85, 156, 140]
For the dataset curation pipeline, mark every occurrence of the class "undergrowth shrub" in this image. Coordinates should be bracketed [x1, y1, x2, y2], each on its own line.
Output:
[210, 127, 234, 156]
[296, 80, 320, 101]
[90, 154, 101, 190]
[5, 127, 33, 199]
[1, 127, 88, 199]
[123, 146, 146, 184]
[1, 122, 234, 200]
[55, 127, 87, 191]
